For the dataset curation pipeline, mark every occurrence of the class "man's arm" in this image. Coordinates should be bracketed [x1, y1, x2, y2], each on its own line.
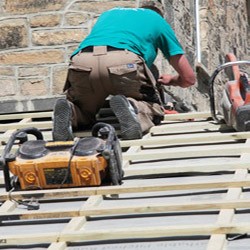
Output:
[157, 54, 196, 88]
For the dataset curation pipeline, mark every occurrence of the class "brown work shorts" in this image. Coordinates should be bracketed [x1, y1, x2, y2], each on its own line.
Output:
[63, 46, 164, 130]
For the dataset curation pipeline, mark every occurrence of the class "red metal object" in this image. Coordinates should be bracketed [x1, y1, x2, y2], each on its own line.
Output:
[211, 53, 250, 131]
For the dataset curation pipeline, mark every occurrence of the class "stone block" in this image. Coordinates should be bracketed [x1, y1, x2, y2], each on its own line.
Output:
[0, 18, 28, 50]
[20, 78, 49, 96]
[65, 12, 91, 26]
[32, 29, 87, 46]
[200, 21, 209, 40]
[30, 14, 61, 28]
[3, 0, 68, 14]
[0, 67, 15, 76]
[0, 78, 16, 96]
[0, 49, 65, 65]
[32, 97, 58, 111]
[52, 65, 68, 95]
[0, 97, 58, 114]
[18, 66, 49, 77]
[69, 1, 135, 13]
[0, 99, 17, 114]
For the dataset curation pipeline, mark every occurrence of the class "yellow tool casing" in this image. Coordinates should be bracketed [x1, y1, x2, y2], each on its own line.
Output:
[7, 140, 108, 190]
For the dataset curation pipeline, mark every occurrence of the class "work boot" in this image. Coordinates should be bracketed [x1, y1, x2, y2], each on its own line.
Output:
[52, 98, 74, 141]
[110, 95, 142, 140]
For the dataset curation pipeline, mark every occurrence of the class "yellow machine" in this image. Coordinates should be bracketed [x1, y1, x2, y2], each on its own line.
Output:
[1, 123, 123, 191]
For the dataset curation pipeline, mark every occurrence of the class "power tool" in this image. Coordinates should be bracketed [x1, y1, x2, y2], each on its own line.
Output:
[1, 122, 123, 192]
[209, 53, 250, 131]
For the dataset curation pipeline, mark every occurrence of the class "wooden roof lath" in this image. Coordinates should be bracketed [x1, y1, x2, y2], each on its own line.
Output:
[0, 110, 250, 250]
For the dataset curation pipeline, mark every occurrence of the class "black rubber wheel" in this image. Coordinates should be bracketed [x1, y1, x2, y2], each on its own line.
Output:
[113, 139, 124, 182]
[108, 150, 120, 185]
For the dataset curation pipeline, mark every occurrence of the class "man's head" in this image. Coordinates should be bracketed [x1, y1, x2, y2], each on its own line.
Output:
[139, 0, 164, 17]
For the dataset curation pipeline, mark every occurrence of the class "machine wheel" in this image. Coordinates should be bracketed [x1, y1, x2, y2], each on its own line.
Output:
[108, 150, 121, 185]
[113, 139, 124, 182]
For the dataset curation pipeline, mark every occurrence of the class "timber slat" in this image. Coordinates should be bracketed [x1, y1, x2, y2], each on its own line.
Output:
[1, 177, 250, 201]
[1, 222, 250, 245]
[0, 111, 52, 121]
[120, 131, 250, 147]
[0, 110, 250, 249]
[1, 198, 250, 221]
[123, 142, 249, 161]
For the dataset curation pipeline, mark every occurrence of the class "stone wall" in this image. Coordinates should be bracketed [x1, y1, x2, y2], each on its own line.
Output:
[197, 0, 249, 111]
[0, 0, 249, 114]
[162, 0, 249, 111]
[0, 0, 135, 113]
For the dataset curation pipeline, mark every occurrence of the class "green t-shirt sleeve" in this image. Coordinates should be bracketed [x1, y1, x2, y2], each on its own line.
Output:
[158, 21, 184, 60]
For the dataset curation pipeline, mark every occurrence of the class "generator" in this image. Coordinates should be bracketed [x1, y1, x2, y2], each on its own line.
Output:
[1, 122, 123, 192]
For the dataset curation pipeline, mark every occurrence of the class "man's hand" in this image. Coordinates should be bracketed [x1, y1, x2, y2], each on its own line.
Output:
[158, 74, 179, 86]
[158, 54, 196, 88]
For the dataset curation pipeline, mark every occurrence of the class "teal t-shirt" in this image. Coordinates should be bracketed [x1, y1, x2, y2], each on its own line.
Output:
[72, 8, 184, 67]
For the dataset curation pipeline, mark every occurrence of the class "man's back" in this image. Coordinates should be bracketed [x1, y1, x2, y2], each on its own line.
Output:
[53, 1, 195, 142]
[73, 7, 183, 67]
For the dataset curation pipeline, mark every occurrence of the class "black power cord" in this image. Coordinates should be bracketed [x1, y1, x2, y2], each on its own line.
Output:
[59, 137, 81, 188]
[8, 187, 40, 210]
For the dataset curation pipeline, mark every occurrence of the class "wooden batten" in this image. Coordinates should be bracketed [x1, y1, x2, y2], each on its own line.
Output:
[0, 110, 250, 249]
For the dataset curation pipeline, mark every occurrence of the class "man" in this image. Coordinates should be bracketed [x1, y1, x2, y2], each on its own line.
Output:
[52, 0, 195, 141]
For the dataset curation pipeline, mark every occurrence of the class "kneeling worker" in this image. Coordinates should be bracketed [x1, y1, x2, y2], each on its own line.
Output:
[52, 0, 196, 141]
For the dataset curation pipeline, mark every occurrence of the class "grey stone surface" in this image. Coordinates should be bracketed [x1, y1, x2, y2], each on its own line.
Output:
[0, 97, 57, 114]
[0, 0, 248, 113]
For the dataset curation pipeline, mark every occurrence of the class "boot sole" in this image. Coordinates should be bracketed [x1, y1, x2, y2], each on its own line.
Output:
[52, 99, 74, 141]
[110, 96, 142, 140]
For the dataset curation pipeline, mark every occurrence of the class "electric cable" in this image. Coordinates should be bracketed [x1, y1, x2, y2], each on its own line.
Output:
[59, 137, 81, 188]
[8, 187, 40, 210]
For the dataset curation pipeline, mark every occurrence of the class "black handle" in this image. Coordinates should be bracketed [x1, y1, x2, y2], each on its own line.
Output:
[1, 127, 43, 191]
